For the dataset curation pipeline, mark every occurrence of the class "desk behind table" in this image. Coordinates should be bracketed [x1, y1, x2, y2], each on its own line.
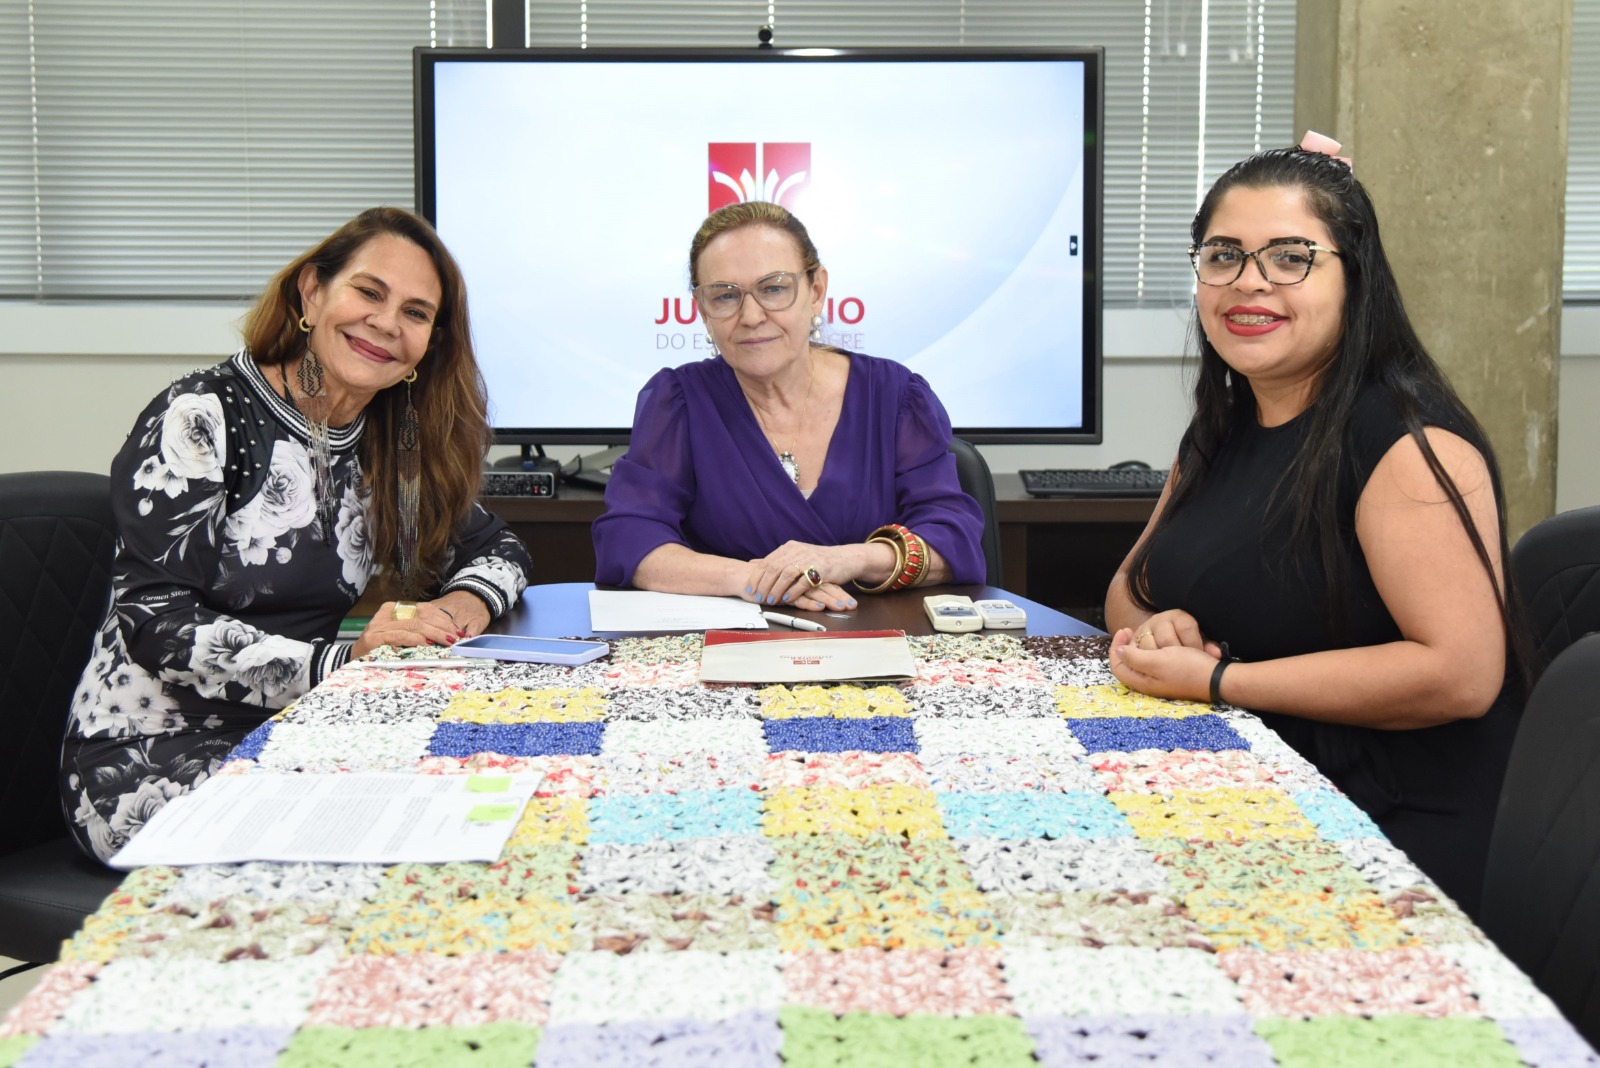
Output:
[496, 582, 1103, 640]
[484, 477, 1155, 623]
[8, 586, 1589, 1066]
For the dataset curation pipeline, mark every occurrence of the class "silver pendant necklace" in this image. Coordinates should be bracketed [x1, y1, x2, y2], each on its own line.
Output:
[750, 354, 815, 487]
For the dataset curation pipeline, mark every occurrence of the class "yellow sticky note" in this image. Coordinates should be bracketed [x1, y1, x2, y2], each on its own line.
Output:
[467, 803, 520, 822]
[467, 775, 513, 793]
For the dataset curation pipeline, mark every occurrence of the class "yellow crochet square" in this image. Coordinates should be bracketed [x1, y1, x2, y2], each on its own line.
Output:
[505, 796, 590, 847]
[56, 867, 179, 963]
[1187, 887, 1413, 952]
[1111, 788, 1318, 842]
[768, 834, 993, 951]
[1055, 683, 1210, 719]
[345, 894, 572, 955]
[759, 684, 913, 719]
[762, 785, 947, 838]
[441, 687, 609, 723]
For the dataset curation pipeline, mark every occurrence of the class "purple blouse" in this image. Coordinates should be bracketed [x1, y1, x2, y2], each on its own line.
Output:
[593, 351, 985, 586]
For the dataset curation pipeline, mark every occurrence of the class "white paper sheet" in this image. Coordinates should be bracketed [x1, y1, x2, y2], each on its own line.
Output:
[107, 771, 542, 868]
[588, 589, 766, 632]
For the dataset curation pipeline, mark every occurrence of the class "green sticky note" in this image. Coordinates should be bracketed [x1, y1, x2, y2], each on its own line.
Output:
[467, 803, 519, 822]
[467, 775, 513, 793]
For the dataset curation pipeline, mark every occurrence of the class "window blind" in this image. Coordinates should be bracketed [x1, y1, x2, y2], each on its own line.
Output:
[0, 0, 485, 300]
[527, 0, 1298, 306]
[1565, 0, 1598, 301]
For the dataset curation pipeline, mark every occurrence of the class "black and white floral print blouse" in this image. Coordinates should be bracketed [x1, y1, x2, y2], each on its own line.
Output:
[65, 350, 533, 744]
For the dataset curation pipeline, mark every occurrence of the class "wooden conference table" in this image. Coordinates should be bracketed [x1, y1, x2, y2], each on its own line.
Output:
[2, 585, 1591, 1065]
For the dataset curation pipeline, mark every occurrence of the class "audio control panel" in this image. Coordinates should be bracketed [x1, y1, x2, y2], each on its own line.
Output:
[480, 470, 556, 498]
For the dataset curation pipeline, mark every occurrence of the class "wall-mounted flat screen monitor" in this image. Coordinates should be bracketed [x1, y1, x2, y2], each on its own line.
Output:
[415, 47, 1103, 445]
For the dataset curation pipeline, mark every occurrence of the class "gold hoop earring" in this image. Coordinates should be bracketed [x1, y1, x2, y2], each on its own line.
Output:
[403, 370, 419, 384]
[297, 316, 311, 333]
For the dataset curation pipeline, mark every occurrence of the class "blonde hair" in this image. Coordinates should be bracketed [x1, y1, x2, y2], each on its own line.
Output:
[688, 201, 823, 287]
[241, 206, 491, 593]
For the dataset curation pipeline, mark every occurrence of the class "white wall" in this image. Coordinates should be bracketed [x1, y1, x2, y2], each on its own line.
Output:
[2, 302, 1595, 515]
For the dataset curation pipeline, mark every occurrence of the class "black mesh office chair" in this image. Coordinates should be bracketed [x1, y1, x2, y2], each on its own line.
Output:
[1480, 632, 1600, 1047]
[948, 437, 1002, 586]
[1512, 504, 1600, 664]
[0, 471, 126, 973]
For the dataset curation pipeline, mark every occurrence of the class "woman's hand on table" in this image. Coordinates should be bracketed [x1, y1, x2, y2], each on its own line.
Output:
[1109, 622, 1222, 703]
[349, 592, 490, 659]
[1124, 609, 1224, 657]
[427, 590, 494, 637]
[741, 541, 864, 612]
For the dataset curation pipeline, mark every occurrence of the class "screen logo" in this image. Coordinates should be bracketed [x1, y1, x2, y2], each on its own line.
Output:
[708, 142, 810, 211]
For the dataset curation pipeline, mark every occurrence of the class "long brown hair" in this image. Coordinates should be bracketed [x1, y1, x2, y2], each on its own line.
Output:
[242, 206, 489, 592]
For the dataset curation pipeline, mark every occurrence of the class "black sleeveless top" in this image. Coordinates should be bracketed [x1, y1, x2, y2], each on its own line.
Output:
[1143, 385, 1520, 917]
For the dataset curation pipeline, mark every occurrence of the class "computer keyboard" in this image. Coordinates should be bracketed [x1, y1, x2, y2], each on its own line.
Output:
[1019, 467, 1170, 498]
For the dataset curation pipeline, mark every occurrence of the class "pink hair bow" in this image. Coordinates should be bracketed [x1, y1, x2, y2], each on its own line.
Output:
[1299, 130, 1353, 170]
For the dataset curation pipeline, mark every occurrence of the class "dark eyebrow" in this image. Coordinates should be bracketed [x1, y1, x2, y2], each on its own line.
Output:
[1202, 236, 1318, 247]
[351, 271, 438, 314]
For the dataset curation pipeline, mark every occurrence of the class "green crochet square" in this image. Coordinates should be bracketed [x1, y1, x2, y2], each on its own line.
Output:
[778, 1007, 1036, 1067]
[1255, 1015, 1522, 1068]
[0, 1035, 39, 1068]
[276, 1023, 540, 1067]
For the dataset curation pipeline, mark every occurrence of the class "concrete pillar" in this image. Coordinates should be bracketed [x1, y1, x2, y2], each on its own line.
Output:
[1295, 0, 1572, 539]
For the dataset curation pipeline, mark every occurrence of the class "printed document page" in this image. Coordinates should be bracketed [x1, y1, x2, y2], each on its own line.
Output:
[108, 772, 541, 869]
[589, 589, 766, 632]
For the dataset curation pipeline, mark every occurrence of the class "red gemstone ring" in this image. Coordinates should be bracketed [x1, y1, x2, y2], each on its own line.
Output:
[805, 566, 822, 588]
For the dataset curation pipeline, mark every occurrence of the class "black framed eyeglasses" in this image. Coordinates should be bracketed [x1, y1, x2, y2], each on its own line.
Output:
[1187, 240, 1342, 286]
[691, 271, 802, 319]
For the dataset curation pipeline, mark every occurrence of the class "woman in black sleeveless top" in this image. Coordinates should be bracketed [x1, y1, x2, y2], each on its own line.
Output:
[1104, 134, 1533, 918]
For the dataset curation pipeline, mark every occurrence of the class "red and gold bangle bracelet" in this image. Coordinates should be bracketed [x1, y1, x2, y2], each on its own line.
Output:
[854, 535, 904, 594]
[854, 524, 928, 594]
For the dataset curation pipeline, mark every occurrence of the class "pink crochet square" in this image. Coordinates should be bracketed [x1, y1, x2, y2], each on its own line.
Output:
[782, 947, 1010, 1016]
[306, 950, 559, 1028]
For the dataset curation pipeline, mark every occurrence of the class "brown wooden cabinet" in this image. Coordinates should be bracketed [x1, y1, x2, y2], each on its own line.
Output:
[484, 474, 1154, 627]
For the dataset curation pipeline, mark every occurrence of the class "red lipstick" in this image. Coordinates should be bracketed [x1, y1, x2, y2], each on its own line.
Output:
[1222, 305, 1286, 337]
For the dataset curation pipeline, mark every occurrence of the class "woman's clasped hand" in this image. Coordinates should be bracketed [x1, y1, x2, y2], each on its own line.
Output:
[1108, 608, 1226, 702]
[740, 540, 869, 612]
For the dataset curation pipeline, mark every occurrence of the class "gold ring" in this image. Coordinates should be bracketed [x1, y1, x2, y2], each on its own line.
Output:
[1135, 630, 1153, 642]
[805, 566, 822, 588]
[393, 601, 418, 621]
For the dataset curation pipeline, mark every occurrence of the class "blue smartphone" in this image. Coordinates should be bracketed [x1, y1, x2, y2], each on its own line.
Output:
[449, 635, 609, 665]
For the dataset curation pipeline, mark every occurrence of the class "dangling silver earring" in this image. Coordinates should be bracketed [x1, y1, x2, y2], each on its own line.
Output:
[705, 332, 720, 356]
[396, 370, 421, 597]
[809, 314, 824, 343]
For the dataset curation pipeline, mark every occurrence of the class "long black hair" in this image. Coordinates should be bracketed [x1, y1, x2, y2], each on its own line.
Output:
[1127, 144, 1538, 690]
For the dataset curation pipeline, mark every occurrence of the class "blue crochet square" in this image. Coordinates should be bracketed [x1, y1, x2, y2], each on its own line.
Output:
[536, 1011, 781, 1067]
[938, 790, 1133, 840]
[425, 720, 605, 758]
[229, 722, 275, 762]
[1065, 714, 1249, 754]
[1293, 789, 1382, 840]
[763, 715, 918, 754]
[14, 1029, 294, 1068]
[588, 789, 764, 845]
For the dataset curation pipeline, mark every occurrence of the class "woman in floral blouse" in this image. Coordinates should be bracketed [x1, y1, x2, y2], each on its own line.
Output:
[62, 207, 534, 862]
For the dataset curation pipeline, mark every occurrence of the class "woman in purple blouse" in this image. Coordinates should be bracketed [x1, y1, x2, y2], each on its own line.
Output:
[592, 202, 985, 612]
